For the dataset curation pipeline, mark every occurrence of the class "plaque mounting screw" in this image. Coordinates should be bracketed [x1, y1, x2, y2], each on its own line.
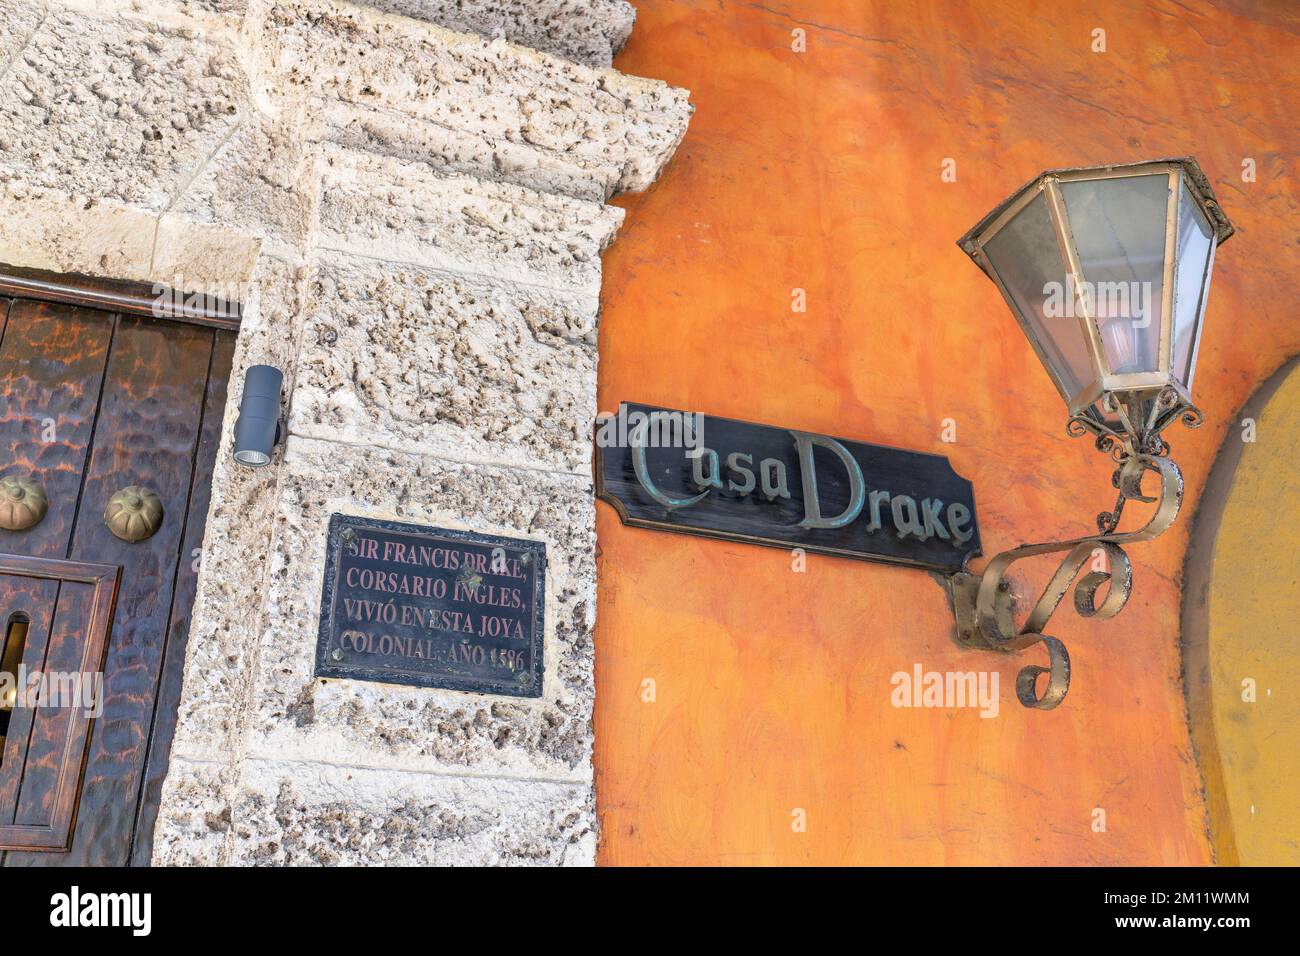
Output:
[520, 552, 532, 566]
[330, 648, 344, 662]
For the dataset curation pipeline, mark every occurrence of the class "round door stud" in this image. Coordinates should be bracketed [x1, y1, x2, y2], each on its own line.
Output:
[105, 486, 164, 542]
[0, 475, 48, 532]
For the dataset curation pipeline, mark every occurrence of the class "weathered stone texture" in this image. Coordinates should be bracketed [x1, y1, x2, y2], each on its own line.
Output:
[0, 1, 46, 72]
[170, 106, 320, 259]
[353, 0, 635, 68]
[292, 253, 598, 472]
[0, 173, 263, 289]
[152, 215, 264, 289]
[316, 100, 620, 203]
[150, 0, 251, 18]
[226, 760, 596, 865]
[0, 179, 159, 280]
[263, 0, 691, 193]
[170, 253, 308, 760]
[316, 146, 623, 291]
[0, 0, 690, 867]
[0, 8, 247, 210]
[151, 757, 238, 866]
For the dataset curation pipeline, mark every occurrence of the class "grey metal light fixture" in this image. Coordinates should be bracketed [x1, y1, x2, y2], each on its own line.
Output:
[949, 158, 1232, 710]
[233, 365, 284, 468]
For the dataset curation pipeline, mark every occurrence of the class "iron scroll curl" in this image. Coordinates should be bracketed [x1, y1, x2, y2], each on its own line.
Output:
[962, 453, 1184, 709]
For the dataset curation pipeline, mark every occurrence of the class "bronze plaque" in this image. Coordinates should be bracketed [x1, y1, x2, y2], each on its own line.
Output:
[315, 515, 545, 697]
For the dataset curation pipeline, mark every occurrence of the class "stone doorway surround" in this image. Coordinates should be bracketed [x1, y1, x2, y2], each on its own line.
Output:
[0, 0, 691, 864]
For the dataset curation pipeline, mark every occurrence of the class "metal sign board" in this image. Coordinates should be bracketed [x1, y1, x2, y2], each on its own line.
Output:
[596, 403, 980, 572]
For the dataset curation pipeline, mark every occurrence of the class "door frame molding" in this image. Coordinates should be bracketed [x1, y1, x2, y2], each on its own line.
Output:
[0, 263, 242, 331]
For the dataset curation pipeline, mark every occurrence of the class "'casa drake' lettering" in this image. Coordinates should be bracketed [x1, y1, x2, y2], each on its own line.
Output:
[596, 402, 981, 572]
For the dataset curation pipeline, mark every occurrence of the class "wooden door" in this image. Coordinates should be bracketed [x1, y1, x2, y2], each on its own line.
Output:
[0, 277, 236, 866]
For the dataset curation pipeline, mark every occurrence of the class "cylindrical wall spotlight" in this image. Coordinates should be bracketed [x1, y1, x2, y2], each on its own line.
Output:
[233, 365, 284, 468]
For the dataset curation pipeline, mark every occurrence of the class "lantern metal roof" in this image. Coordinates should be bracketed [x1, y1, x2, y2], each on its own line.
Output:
[957, 157, 1234, 268]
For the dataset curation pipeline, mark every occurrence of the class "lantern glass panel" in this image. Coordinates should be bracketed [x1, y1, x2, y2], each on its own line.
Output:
[983, 193, 1094, 398]
[1172, 181, 1215, 387]
[1059, 174, 1169, 377]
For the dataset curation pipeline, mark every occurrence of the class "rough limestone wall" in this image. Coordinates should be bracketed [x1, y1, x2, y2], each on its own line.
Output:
[351, 0, 636, 67]
[0, 0, 690, 865]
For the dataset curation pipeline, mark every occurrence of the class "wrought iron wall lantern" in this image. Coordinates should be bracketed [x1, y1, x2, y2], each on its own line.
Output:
[950, 157, 1233, 710]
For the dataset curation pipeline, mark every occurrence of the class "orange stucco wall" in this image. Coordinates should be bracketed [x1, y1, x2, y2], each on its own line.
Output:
[595, 0, 1300, 865]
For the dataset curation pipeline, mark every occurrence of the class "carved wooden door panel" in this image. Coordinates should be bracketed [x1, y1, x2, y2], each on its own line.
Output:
[0, 287, 236, 866]
[0, 555, 119, 851]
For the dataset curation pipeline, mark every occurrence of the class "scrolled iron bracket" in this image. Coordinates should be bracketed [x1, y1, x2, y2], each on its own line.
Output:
[949, 398, 1191, 710]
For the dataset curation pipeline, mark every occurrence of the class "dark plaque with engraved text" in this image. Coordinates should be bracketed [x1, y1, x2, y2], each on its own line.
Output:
[596, 402, 980, 572]
[315, 514, 545, 697]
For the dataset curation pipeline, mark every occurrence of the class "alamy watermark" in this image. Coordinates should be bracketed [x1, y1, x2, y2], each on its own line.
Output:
[1043, 276, 1154, 326]
[1, 666, 103, 717]
[50, 886, 151, 936]
[891, 664, 999, 718]
[595, 406, 704, 450]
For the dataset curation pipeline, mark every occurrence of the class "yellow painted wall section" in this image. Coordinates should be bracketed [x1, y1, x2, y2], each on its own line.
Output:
[596, 0, 1300, 865]
[1198, 365, 1300, 865]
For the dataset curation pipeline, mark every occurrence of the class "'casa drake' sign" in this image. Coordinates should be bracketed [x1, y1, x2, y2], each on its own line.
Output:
[596, 403, 980, 572]
[315, 515, 545, 697]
